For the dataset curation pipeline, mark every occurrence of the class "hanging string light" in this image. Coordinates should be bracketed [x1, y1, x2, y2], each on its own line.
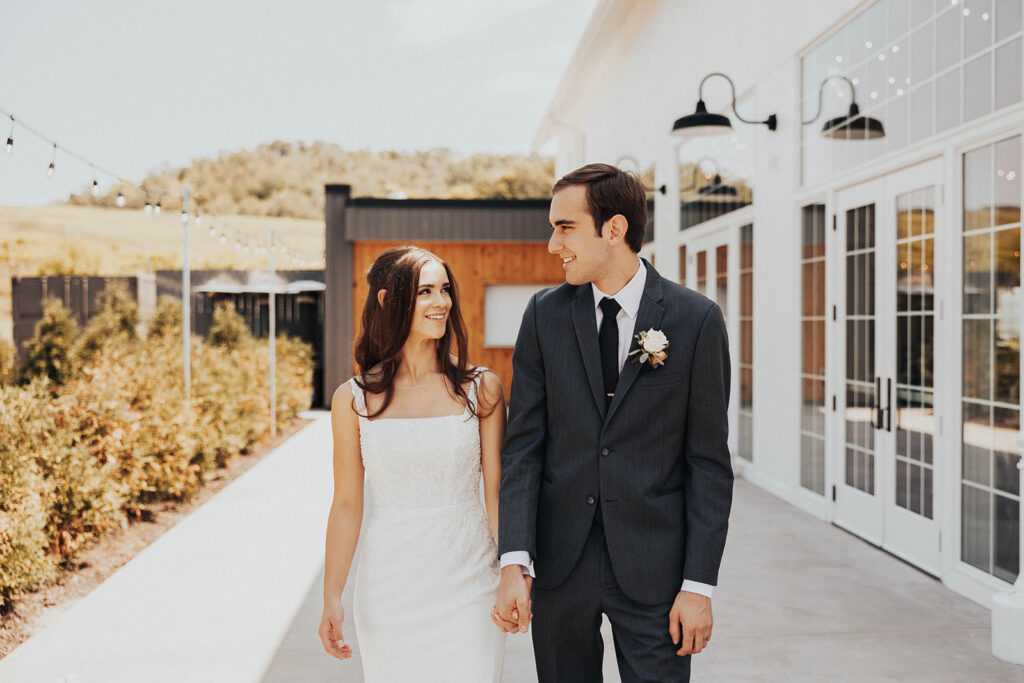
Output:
[0, 103, 318, 264]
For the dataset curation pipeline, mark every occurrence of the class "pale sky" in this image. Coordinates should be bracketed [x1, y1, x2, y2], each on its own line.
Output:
[0, 0, 599, 206]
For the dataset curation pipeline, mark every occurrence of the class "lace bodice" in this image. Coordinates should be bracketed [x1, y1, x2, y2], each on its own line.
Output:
[350, 374, 484, 510]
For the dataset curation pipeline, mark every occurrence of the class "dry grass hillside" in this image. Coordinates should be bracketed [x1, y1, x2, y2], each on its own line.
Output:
[67, 143, 555, 218]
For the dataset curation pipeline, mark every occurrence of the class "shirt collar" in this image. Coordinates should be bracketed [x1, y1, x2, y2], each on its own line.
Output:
[592, 259, 646, 319]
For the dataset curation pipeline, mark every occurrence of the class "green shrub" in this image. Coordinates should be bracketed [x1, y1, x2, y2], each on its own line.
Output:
[208, 300, 252, 351]
[147, 296, 182, 340]
[77, 281, 139, 364]
[0, 381, 59, 612]
[0, 318, 313, 609]
[19, 298, 78, 386]
[0, 338, 17, 386]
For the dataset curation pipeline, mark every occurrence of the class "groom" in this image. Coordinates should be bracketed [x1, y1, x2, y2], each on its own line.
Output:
[494, 163, 733, 681]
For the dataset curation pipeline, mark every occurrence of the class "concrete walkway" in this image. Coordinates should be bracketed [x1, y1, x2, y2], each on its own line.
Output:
[1, 412, 1021, 682]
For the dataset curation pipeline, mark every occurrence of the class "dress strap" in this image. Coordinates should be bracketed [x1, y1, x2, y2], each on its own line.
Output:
[349, 377, 367, 414]
[468, 367, 488, 403]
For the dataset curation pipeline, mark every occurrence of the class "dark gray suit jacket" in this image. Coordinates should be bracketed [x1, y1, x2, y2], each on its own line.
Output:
[499, 260, 733, 606]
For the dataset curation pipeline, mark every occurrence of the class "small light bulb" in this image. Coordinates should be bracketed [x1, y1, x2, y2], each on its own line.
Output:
[91, 179, 100, 197]
[5, 137, 12, 155]
[47, 162, 55, 178]
[144, 201, 152, 214]
[220, 235, 227, 244]
[116, 192, 126, 207]
[234, 240, 241, 250]
[195, 215, 202, 227]
[46, 143, 56, 178]
[154, 201, 161, 214]
[208, 225, 215, 237]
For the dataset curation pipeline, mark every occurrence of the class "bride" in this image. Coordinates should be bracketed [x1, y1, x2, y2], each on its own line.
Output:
[318, 245, 507, 681]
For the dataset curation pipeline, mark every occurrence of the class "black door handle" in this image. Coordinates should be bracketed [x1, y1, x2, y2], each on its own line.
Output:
[873, 376, 881, 429]
[884, 378, 892, 432]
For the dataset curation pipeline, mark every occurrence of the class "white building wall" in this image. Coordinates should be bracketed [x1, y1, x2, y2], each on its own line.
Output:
[538, 0, 1024, 627]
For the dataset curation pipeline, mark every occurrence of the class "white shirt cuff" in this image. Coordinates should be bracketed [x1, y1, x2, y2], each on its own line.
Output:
[680, 580, 714, 598]
[499, 551, 535, 578]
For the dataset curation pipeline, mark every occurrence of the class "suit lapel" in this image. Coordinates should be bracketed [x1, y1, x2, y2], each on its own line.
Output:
[606, 261, 665, 424]
[571, 286, 607, 419]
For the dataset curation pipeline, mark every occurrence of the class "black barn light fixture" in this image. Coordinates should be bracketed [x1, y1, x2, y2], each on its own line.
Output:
[803, 75, 885, 139]
[671, 72, 777, 137]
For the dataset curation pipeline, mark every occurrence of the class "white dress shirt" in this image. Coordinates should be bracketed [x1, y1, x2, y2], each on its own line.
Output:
[500, 260, 714, 598]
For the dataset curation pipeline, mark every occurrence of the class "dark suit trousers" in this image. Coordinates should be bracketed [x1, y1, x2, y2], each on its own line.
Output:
[531, 518, 691, 682]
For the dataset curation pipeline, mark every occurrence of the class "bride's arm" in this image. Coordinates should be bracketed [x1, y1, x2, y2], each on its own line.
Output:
[322, 384, 364, 613]
[478, 370, 507, 542]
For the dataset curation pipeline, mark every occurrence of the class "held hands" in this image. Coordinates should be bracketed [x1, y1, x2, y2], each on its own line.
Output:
[318, 602, 353, 660]
[492, 565, 533, 633]
[669, 591, 713, 656]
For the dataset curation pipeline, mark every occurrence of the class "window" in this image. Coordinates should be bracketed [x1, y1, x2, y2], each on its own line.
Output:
[801, 204, 828, 494]
[961, 135, 1020, 583]
[738, 224, 754, 461]
[802, 0, 1023, 184]
[483, 285, 554, 348]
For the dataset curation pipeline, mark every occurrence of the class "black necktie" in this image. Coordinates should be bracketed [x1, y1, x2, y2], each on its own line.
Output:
[598, 297, 621, 408]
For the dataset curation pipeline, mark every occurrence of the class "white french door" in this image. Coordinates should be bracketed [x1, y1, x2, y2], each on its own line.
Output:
[683, 224, 741, 459]
[833, 158, 944, 576]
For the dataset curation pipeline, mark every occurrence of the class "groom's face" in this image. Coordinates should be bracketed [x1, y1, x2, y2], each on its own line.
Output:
[548, 184, 612, 286]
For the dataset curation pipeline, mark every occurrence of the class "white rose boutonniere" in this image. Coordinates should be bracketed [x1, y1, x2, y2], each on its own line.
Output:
[628, 328, 669, 368]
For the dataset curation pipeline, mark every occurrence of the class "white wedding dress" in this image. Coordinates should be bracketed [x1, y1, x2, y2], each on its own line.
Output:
[349, 375, 505, 682]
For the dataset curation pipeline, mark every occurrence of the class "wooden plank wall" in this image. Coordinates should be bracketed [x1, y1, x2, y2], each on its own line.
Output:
[351, 241, 563, 398]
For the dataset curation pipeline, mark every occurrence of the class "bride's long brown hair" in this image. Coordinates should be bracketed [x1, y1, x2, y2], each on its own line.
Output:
[353, 245, 481, 419]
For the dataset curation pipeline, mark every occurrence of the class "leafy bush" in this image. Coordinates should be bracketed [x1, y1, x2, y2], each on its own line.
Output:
[0, 381, 58, 612]
[208, 300, 253, 351]
[76, 281, 139, 364]
[147, 295, 182, 340]
[0, 313, 314, 609]
[19, 298, 78, 386]
[0, 338, 16, 386]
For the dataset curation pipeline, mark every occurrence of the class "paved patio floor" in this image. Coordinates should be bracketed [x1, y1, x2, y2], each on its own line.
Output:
[1, 411, 1021, 682]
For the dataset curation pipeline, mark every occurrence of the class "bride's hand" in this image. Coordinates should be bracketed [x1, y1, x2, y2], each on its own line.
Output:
[318, 602, 353, 660]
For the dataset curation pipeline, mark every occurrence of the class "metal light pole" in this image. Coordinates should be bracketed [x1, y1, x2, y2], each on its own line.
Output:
[269, 227, 277, 438]
[181, 186, 192, 401]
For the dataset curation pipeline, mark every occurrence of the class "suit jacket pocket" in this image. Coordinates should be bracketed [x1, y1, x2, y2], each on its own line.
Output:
[638, 369, 686, 388]
[647, 483, 685, 498]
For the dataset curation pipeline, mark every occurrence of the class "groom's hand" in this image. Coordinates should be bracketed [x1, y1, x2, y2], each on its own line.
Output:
[493, 565, 533, 634]
[669, 591, 713, 656]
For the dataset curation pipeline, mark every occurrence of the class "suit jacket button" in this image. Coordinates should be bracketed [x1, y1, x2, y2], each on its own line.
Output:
[586, 496, 596, 504]
[601, 448, 610, 456]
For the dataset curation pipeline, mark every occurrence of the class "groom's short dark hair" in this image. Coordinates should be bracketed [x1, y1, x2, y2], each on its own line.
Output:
[552, 163, 647, 253]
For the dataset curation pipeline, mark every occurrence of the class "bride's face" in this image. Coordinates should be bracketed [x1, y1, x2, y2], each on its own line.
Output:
[407, 259, 452, 342]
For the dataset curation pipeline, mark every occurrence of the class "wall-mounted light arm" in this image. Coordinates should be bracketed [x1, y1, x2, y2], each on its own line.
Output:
[672, 72, 777, 136]
[698, 72, 777, 130]
[614, 155, 666, 194]
[802, 75, 858, 125]
[803, 75, 885, 139]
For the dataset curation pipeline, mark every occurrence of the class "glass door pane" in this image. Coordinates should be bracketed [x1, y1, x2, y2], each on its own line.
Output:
[845, 204, 877, 496]
[895, 187, 937, 519]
